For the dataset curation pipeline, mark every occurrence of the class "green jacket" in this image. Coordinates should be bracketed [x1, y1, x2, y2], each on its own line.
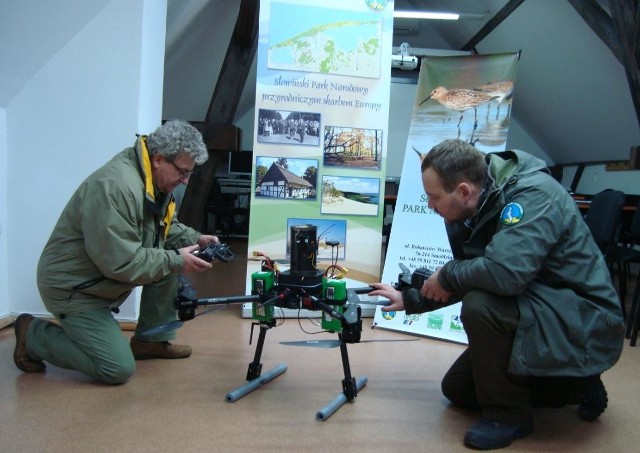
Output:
[403, 150, 624, 377]
[37, 137, 200, 314]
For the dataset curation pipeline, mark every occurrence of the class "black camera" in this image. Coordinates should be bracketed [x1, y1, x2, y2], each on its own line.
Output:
[396, 263, 434, 290]
[410, 267, 434, 289]
[191, 242, 234, 263]
[175, 274, 198, 321]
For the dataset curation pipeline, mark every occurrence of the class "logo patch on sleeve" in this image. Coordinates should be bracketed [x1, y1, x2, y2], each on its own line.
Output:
[500, 202, 524, 225]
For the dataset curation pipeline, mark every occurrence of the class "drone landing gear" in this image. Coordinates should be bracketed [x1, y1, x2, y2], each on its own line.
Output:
[225, 321, 287, 402]
[225, 320, 366, 421]
[225, 363, 287, 402]
[316, 333, 368, 421]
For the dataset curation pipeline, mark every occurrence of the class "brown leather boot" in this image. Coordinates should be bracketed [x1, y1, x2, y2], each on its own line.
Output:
[130, 337, 192, 360]
[13, 314, 46, 372]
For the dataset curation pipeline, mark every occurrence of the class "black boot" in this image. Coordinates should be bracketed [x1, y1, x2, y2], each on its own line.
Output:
[578, 374, 608, 421]
[464, 418, 533, 450]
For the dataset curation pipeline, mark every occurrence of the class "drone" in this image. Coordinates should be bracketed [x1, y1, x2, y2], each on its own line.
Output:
[150, 225, 430, 420]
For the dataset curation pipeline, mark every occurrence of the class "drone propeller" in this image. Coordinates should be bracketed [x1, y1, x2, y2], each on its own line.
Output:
[280, 340, 341, 348]
[140, 319, 184, 336]
[279, 338, 421, 348]
[139, 305, 228, 336]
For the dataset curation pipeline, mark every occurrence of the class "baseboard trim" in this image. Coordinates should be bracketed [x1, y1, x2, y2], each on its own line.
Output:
[0, 315, 137, 332]
[0, 315, 15, 330]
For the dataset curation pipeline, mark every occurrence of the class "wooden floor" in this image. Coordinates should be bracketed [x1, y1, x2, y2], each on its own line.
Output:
[1, 239, 639, 452]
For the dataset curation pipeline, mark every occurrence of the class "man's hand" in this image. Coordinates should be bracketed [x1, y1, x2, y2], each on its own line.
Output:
[197, 235, 220, 247]
[420, 268, 452, 302]
[368, 283, 405, 312]
[179, 245, 212, 273]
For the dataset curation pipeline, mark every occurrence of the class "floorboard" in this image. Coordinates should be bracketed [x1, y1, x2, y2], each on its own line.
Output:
[1, 239, 638, 452]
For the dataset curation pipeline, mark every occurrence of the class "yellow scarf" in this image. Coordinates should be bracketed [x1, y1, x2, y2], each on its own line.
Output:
[140, 136, 176, 240]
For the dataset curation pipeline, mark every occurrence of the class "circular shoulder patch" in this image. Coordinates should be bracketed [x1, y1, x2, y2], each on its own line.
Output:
[500, 202, 524, 225]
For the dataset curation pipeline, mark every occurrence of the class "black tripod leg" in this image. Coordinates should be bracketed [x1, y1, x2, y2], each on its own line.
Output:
[247, 322, 269, 380]
[338, 333, 358, 401]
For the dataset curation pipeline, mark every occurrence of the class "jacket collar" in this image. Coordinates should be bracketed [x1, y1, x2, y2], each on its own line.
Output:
[135, 136, 176, 240]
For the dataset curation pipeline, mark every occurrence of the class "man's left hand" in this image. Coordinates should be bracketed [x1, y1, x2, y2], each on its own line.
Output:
[197, 235, 220, 247]
[420, 268, 453, 302]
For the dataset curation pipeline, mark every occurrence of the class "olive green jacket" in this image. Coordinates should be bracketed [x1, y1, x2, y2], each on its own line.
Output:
[403, 150, 624, 377]
[37, 137, 200, 314]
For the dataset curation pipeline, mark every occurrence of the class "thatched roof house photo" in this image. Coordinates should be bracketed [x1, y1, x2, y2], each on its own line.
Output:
[257, 163, 315, 199]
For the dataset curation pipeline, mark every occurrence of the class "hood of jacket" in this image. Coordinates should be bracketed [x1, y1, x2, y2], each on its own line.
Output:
[486, 150, 549, 191]
[136, 136, 176, 242]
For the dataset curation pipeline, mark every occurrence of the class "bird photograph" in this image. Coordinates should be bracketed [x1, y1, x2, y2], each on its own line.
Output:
[419, 85, 498, 141]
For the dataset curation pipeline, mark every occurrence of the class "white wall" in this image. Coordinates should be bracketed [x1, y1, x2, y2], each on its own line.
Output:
[506, 116, 552, 164]
[5, 0, 167, 319]
[0, 107, 8, 318]
[561, 164, 640, 196]
[138, 0, 169, 132]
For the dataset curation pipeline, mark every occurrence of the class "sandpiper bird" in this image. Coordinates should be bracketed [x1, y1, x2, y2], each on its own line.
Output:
[419, 86, 497, 139]
[474, 80, 514, 118]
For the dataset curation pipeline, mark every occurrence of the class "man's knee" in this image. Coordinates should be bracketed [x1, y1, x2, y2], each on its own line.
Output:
[460, 290, 492, 326]
[441, 380, 479, 408]
[95, 357, 136, 385]
[460, 290, 518, 333]
[441, 374, 470, 406]
[441, 357, 479, 408]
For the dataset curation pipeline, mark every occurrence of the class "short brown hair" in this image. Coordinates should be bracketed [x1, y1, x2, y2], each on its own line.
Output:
[421, 139, 487, 192]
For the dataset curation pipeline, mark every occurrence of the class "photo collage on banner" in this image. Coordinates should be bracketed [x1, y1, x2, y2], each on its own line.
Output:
[243, 0, 394, 317]
[374, 52, 520, 343]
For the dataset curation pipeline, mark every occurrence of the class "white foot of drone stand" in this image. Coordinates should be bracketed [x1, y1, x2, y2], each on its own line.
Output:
[315, 375, 368, 421]
[225, 363, 288, 402]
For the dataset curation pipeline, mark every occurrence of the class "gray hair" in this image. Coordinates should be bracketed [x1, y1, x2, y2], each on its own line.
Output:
[147, 119, 208, 165]
[420, 139, 487, 193]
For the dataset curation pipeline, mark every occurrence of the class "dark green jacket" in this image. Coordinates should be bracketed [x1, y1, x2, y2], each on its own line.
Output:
[403, 150, 624, 377]
[37, 137, 200, 314]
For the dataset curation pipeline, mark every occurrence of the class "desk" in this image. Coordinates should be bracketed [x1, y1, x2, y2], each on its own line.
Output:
[218, 178, 251, 194]
[574, 200, 636, 212]
[571, 194, 637, 212]
[573, 197, 636, 212]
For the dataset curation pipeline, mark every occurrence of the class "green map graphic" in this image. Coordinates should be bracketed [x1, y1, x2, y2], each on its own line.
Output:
[268, 4, 382, 78]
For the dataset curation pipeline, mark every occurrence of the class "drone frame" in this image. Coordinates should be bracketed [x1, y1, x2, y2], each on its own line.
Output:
[173, 268, 384, 420]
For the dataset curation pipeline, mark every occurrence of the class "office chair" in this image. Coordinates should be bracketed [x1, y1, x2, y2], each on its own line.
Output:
[628, 282, 640, 346]
[582, 189, 625, 315]
[608, 200, 640, 344]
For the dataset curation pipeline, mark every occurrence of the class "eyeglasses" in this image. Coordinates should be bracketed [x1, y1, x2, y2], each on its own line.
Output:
[166, 159, 194, 180]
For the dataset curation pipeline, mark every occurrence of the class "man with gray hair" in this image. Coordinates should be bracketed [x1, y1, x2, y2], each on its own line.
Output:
[14, 120, 219, 384]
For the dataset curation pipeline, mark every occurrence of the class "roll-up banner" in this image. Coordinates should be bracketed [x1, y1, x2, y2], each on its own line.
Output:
[243, 0, 395, 317]
[375, 52, 520, 343]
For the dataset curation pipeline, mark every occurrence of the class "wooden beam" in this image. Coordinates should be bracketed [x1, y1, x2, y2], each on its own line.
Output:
[460, 0, 526, 52]
[205, 0, 259, 124]
[570, 163, 586, 193]
[605, 146, 640, 171]
[608, 0, 640, 132]
[178, 0, 259, 230]
[570, 1, 640, 132]
[568, 0, 623, 63]
[190, 122, 242, 151]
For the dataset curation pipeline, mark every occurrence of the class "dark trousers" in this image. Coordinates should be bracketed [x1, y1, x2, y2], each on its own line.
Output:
[441, 290, 584, 424]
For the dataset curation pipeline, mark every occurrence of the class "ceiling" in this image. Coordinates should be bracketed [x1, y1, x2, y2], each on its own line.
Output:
[1, 1, 638, 166]
[163, 0, 640, 166]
